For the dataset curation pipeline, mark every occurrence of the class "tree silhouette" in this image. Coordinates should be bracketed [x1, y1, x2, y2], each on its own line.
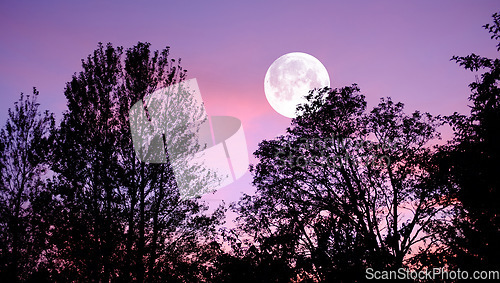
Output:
[117, 42, 223, 282]
[0, 89, 54, 281]
[47, 43, 126, 281]
[232, 85, 449, 281]
[428, 12, 500, 271]
[46, 42, 223, 281]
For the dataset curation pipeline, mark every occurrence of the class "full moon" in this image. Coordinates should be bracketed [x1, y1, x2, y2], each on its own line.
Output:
[264, 52, 330, 118]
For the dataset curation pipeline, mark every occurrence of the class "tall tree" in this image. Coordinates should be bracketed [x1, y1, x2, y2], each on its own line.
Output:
[233, 85, 448, 281]
[117, 42, 223, 282]
[430, 12, 500, 270]
[49, 43, 124, 281]
[48, 42, 223, 281]
[0, 89, 54, 281]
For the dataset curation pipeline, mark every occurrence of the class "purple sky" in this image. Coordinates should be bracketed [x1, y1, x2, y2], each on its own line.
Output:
[1, 0, 499, 211]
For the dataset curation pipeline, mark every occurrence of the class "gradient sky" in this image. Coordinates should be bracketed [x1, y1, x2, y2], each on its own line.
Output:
[1, 0, 499, 213]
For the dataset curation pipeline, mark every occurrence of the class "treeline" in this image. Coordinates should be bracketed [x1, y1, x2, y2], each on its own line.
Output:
[0, 13, 499, 283]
